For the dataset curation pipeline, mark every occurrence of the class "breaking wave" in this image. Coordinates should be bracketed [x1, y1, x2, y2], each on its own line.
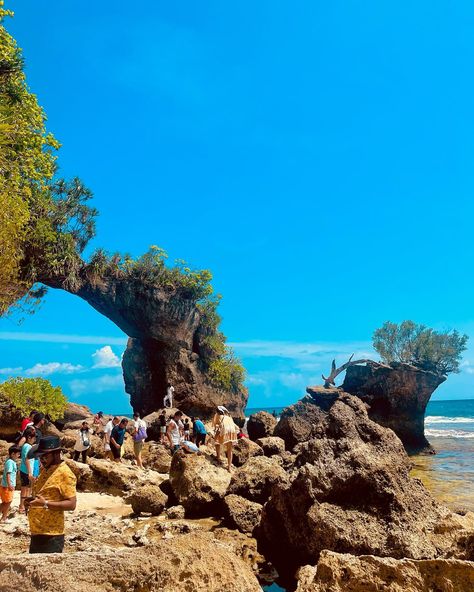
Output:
[425, 415, 474, 425]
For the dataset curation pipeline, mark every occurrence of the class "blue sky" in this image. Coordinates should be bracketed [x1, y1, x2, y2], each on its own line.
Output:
[2, 1, 474, 411]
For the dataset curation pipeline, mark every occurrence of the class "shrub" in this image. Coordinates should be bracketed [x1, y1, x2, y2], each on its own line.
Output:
[0, 376, 67, 420]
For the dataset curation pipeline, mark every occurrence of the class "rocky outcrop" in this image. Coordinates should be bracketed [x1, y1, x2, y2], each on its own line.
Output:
[232, 437, 264, 467]
[85, 458, 167, 496]
[256, 436, 286, 456]
[342, 361, 445, 453]
[122, 337, 247, 419]
[295, 551, 474, 592]
[0, 533, 262, 592]
[224, 494, 263, 535]
[247, 411, 277, 441]
[146, 442, 172, 472]
[55, 402, 92, 430]
[260, 387, 466, 580]
[169, 452, 231, 516]
[228, 456, 287, 504]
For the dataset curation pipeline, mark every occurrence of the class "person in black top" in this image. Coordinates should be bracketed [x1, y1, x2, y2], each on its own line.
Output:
[110, 418, 128, 462]
[159, 411, 167, 445]
[32, 413, 46, 443]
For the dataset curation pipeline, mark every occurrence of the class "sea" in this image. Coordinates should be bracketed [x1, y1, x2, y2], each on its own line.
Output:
[255, 399, 474, 592]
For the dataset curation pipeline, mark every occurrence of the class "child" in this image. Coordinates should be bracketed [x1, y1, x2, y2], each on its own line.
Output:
[1, 445, 20, 523]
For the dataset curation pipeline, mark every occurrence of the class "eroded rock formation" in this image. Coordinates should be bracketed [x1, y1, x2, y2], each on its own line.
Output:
[342, 361, 445, 453]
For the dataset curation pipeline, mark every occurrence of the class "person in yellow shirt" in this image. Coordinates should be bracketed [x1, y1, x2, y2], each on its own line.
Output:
[25, 436, 77, 554]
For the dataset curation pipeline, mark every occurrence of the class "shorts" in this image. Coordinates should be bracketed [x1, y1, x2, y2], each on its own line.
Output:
[160, 426, 166, 434]
[20, 471, 30, 487]
[0, 486, 14, 503]
[133, 441, 144, 454]
[111, 445, 121, 460]
[30, 534, 64, 554]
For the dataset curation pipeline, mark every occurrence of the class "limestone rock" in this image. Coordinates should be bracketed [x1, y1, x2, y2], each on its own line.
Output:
[256, 436, 285, 456]
[65, 459, 92, 490]
[146, 441, 172, 472]
[228, 456, 287, 504]
[260, 390, 459, 579]
[166, 505, 186, 519]
[342, 361, 445, 453]
[169, 452, 231, 516]
[224, 494, 262, 534]
[128, 483, 167, 515]
[0, 406, 22, 440]
[247, 411, 277, 441]
[87, 458, 167, 496]
[55, 402, 92, 430]
[232, 437, 264, 467]
[0, 532, 262, 592]
[295, 551, 474, 592]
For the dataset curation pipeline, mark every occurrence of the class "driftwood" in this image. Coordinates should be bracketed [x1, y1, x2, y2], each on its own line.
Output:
[322, 355, 378, 388]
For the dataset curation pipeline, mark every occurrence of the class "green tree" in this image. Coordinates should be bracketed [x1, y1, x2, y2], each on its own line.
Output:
[373, 320, 468, 375]
[0, 376, 67, 420]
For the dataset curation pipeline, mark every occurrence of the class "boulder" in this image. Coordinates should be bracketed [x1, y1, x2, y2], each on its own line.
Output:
[256, 436, 285, 456]
[65, 459, 92, 490]
[342, 361, 445, 454]
[295, 551, 474, 592]
[0, 532, 262, 592]
[228, 456, 288, 504]
[128, 483, 167, 515]
[146, 441, 172, 472]
[55, 402, 92, 429]
[0, 406, 22, 440]
[232, 437, 264, 467]
[260, 389, 466, 580]
[166, 505, 186, 519]
[87, 458, 167, 496]
[247, 411, 277, 441]
[169, 452, 231, 516]
[224, 494, 262, 534]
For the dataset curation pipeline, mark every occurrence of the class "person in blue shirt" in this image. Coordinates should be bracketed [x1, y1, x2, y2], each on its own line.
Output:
[1, 445, 20, 523]
[110, 418, 129, 462]
[193, 417, 207, 448]
[19, 427, 37, 514]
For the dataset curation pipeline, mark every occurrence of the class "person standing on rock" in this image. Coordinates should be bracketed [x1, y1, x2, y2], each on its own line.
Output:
[103, 416, 120, 460]
[212, 406, 238, 472]
[73, 421, 92, 463]
[110, 418, 129, 462]
[159, 410, 167, 444]
[167, 410, 183, 453]
[193, 417, 207, 448]
[18, 428, 37, 514]
[164, 383, 174, 408]
[1, 445, 20, 523]
[25, 436, 77, 553]
[132, 413, 147, 468]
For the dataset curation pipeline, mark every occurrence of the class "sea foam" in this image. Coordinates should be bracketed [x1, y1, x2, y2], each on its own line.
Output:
[425, 415, 474, 425]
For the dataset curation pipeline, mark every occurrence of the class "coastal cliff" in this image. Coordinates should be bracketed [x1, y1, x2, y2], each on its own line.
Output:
[342, 361, 445, 453]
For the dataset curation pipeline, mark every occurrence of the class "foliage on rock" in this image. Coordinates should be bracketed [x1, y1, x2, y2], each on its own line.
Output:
[373, 320, 468, 375]
[0, 376, 67, 420]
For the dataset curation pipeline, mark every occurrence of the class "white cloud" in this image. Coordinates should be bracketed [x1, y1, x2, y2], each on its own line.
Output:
[24, 362, 84, 376]
[0, 332, 127, 346]
[69, 374, 123, 397]
[92, 346, 121, 369]
[0, 367, 23, 375]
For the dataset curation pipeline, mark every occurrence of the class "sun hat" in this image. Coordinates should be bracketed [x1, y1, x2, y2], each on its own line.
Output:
[27, 436, 62, 459]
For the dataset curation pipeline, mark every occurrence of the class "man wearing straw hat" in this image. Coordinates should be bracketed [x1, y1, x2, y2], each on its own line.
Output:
[25, 436, 77, 554]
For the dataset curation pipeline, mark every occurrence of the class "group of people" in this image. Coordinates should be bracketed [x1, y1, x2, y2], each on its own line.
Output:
[0, 399, 242, 555]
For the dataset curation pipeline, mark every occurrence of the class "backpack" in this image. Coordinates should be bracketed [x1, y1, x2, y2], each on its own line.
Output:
[134, 423, 147, 442]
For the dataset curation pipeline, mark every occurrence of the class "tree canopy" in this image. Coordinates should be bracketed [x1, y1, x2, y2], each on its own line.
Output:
[373, 320, 468, 375]
[0, 376, 67, 421]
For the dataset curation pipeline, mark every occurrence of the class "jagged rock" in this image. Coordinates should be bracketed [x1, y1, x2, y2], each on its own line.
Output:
[166, 505, 186, 519]
[247, 411, 277, 441]
[169, 452, 231, 516]
[128, 483, 167, 515]
[232, 437, 264, 467]
[123, 337, 247, 419]
[228, 456, 287, 504]
[65, 459, 92, 490]
[146, 442, 172, 472]
[342, 361, 445, 453]
[0, 533, 262, 592]
[260, 389, 467, 580]
[0, 406, 22, 440]
[0, 439, 10, 458]
[55, 402, 92, 430]
[256, 436, 285, 456]
[295, 551, 474, 592]
[213, 527, 267, 576]
[87, 458, 167, 496]
[224, 494, 262, 534]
